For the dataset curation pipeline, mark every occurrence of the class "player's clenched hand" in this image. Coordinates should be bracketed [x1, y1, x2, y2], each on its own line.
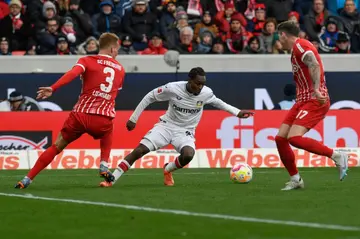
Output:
[314, 89, 327, 104]
[126, 120, 136, 131]
[36, 87, 53, 100]
[237, 110, 254, 118]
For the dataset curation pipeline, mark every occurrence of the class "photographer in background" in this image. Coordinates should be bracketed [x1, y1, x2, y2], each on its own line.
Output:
[273, 84, 296, 110]
[3, 91, 44, 111]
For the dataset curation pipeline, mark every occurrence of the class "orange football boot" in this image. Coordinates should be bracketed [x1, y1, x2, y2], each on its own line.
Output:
[99, 181, 113, 187]
[163, 163, 174, 186]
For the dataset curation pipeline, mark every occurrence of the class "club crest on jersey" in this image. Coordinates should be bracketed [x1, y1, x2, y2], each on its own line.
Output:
[157, 88, 163, 94]
[292, 64, 299, 73]
[196, 101, 203, 107]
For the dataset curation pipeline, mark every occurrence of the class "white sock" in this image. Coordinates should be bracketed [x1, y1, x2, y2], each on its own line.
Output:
[100, 160, 108, 168]
[291, 173, 301, 182]
[24, 176, 32, 183]
[165, 161, 180, 173]
[113, 167, 124, 183]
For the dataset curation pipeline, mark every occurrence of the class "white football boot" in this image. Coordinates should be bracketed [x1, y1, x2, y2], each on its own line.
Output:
[281, 177, 305, 191]
[332, 152, 349, 181]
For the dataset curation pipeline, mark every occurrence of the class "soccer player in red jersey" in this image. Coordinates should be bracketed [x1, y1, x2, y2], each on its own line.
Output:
[15, 33, 125, 189]
[275, 21, 349, 191]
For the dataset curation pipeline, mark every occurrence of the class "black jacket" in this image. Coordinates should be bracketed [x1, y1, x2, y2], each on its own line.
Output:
[122, 9, 158, 42]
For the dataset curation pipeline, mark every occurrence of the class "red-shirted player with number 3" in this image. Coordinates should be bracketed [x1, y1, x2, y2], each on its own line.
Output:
[275, 21, 349, 191]
[15, 33, 125, 189]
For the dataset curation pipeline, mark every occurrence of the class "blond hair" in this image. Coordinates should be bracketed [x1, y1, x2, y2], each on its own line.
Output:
[99, 33, 119, 50]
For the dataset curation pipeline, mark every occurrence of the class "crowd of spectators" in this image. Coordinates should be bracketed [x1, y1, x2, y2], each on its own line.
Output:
[0, 0, 359, 55]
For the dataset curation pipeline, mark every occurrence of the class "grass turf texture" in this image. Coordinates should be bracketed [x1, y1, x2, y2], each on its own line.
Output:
[0, 168, 359, 239]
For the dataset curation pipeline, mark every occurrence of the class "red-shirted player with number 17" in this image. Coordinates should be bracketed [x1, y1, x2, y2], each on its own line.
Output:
[275, 21, 349, 191]
[15, 33, 125, 189]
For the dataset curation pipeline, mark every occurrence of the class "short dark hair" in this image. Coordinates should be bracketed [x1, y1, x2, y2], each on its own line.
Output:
[277, 21, 300, 37]
[188, 67, 205, 79]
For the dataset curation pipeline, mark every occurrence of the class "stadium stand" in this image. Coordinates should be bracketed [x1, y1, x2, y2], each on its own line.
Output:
[0, 0, 359, 55]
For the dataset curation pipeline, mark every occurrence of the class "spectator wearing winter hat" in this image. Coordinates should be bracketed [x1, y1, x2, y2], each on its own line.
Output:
[139, 32, 168, 54]
[60, 17, 77, 45]
[333, 31, 351, 53]
[91, 0, 122, 38]
[0, 0, 33, 51]
[56, 34, 74, 55]
[304, 0, 331, 41]
[171, 26, 198, 54]
[0, 37, 12, 55]
[76, 36, 99, 55]
[209, 37, 226, 54]
[247, 4, 266, 37]
[123, 0, 158, 51]
[215, 1, 247, 35]
[64, 0, 93, 44]
[36, 18, 60, 55]
[288, 11, 307, 38]
[165, 7, 190, 49]
[318, 18, 339, 52]
[196, 28, 215, 54]
[118, 34, 138, 54]
[222, 14, 252, 53]
[193, 11, 218, 43]
[159, 0, 177, 37]
[259, 17, 277, 53]
[242, 35, 265, 54]
[34, 1, 58, 33]
[266, 0, 293, 23]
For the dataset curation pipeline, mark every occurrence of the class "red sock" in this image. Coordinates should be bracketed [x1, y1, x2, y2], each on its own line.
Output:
[288, 136, 333, 158]
[27, 145, 60, 180]
[275, 136, 298, 176]
[175, 157, 182, 168]
[118, 161, 130, 173]
[100, 132, 112, 163]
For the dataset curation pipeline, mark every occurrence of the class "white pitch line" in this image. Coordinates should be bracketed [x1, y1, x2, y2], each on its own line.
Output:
[0, 192, 359, 232]
[0, 170, 325, 178]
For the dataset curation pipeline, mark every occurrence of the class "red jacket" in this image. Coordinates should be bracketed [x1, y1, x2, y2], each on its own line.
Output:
[0, 1, 9, 20]
[215, 11, 247, 33]
[139, 42, 168, 55]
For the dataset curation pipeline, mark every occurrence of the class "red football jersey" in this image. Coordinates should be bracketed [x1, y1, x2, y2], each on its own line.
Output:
[291, 38, 328, 102]
[72, 55, 125, 118]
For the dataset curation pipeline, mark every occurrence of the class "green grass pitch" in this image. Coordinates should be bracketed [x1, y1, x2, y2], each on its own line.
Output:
[0, 168, 359, 239]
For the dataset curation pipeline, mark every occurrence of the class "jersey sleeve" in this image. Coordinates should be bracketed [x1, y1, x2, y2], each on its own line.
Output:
[75, 57, 87, 73]
[152, 84, 173, 101]
[293, 41, 314, 63]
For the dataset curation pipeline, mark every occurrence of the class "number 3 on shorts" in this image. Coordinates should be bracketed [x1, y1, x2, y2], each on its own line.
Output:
[296, 110, 308, 119]
[100, 67, 115, 93]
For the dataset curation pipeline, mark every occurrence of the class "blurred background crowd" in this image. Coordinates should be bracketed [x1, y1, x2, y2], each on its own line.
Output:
[0, 0, 359, 55]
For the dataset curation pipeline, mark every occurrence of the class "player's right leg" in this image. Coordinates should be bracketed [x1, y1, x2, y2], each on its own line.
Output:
[275, 103, 304, 191]
[100, 124, 171, 187]
[15, 133, 69, 189]
[275, 124, 305, 191]
[15, 112, 84, 189]
[99, 144, 150, 187]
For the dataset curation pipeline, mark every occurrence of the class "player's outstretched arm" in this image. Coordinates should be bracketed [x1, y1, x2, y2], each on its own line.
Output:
[207, 93, 254, 118]
[128, 85, 172, 130]
[51, 65, 84, 91]
[302, 52, 327, 104]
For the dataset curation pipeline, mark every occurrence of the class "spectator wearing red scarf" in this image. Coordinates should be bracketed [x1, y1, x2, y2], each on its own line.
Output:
[215, 1, 247, 35]
[246, 4, 266, 37]
[138, 32, 168, 54]
[304, 0, 330, 40]
[0, 0, 33, 51]
[223, 13, 252, 53]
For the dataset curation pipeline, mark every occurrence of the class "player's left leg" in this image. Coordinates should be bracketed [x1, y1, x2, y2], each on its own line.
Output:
[98, 131, 115, 183]
[163, 146, 196, 186]
[287, 101, 349, 181]
[164, 130, 196, 186]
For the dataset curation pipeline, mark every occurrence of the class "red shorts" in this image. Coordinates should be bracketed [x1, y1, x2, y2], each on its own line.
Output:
[283, 99, 330, 129]
[61, 112, 113, 143]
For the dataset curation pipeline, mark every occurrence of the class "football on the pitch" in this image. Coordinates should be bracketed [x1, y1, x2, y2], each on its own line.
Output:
[230, 163, 253, 183]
